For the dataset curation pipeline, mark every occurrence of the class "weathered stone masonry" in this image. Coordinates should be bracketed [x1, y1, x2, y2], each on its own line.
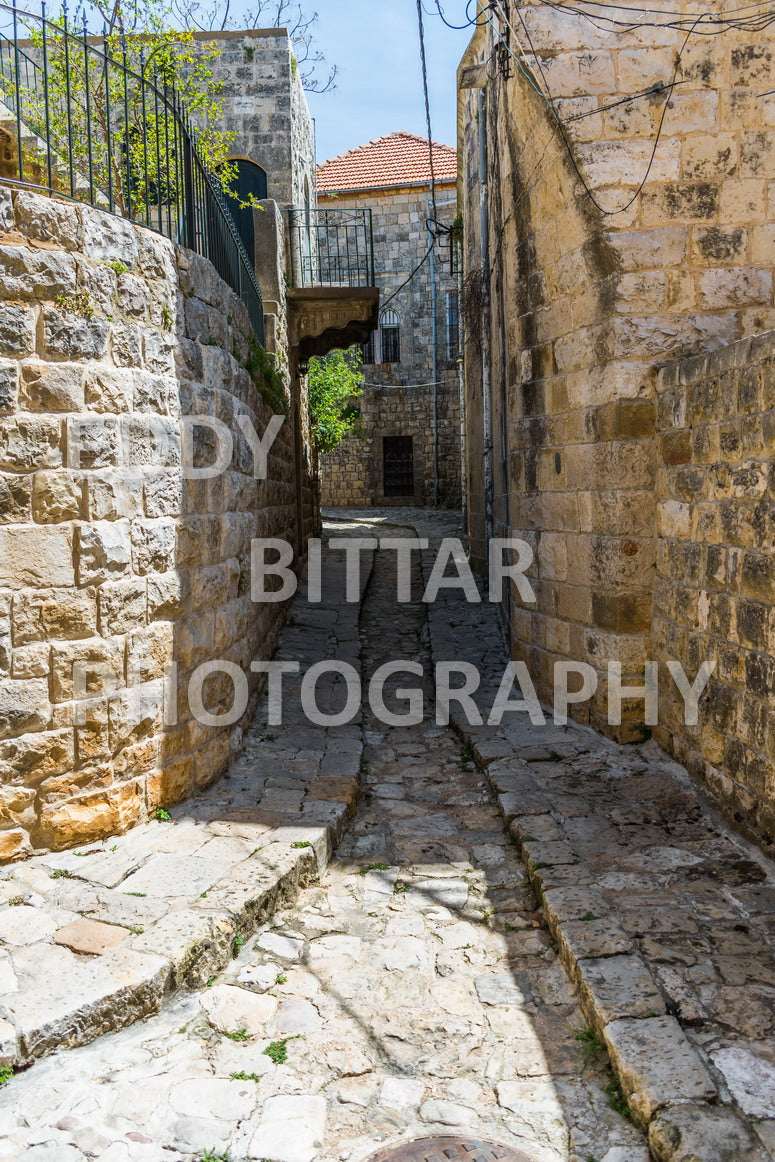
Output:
[458, 3, 775, 843]
[654, 333, 775, 841]
[320, 174, 462, 510]
[0, 187, 316, 860]
[193, 28, 316, 210]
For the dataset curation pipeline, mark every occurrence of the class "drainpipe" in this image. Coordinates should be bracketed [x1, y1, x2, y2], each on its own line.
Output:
[458, 353, 466, 528]
[427, 192, 440, 507]
[478, 85, 494, 569]
[457, 206, 466, 528]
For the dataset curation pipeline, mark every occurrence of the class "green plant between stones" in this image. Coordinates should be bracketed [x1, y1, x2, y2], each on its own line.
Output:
[603, 1072, 633, 1121]
[575, 1025, 605, 1070]
[55, 291, 95, 319]
[245, 335, 288, 413]
[224, 1027, 250, 1042]
[262, 1036, 298, 1064]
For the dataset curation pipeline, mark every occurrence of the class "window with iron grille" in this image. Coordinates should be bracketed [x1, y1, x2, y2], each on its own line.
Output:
[445, 290, 460, 360]
[450, 237, 462, 277]
[380, 309, 401, 364]
[362, 332, 376, 365]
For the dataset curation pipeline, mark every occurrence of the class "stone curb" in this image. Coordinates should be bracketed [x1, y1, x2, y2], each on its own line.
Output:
[0, 535, 376, 1072]
[446, 714, 766, 1160]
[0, 789, 359, 1070]
[412, 535, 769, 1162]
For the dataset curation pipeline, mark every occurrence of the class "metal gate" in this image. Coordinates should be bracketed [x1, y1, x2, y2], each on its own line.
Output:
[383, 435, 414, 498]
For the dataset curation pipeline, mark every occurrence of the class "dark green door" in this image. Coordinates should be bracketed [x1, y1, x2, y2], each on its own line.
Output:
[224, 160, 267, 263]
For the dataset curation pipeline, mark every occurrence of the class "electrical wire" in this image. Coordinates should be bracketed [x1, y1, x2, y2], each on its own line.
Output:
[562, 78, 687, 121]
[416, 0, 440, 227]
[428, 0, 775, 36]
[480, 0, 709, 215]
[541, 0, 775, 35]
[370, 2, 462, 314]
[427, 0, 754, 217]
[362, 379, 450, 388]
[432, 0, 489, 29]
[431, 0, 475, 27]
[379, 243, 434, 311]
[552, 0, 774, 21]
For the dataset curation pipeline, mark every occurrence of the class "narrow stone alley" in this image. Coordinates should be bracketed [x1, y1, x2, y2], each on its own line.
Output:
[2, 0, 775, 1155]
[0, 518, 648, 1162]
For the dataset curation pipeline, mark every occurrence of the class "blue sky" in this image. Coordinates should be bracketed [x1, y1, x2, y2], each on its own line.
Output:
[306, 1, 472, 163]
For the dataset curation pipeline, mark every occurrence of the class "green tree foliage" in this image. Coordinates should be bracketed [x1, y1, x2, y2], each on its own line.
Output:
[172, 0, 337, 93]
[307, 347, 364, 454]
[15, 0, 253, 219]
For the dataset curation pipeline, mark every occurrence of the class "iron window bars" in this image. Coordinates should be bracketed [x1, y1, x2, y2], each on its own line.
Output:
[0, 0, 264, 343]
[286, 205, 375, 289]
[380, 308, 400, 364]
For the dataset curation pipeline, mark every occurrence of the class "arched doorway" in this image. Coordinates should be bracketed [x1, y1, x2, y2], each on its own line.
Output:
[223, 158, 268, 263]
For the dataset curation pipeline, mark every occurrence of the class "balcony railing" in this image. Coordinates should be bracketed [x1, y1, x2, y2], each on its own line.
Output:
[0, 0, 264, 343]
[286, 206, 375, 290]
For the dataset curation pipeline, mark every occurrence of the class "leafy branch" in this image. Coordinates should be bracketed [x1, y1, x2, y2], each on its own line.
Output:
[306, 346, 364, 453]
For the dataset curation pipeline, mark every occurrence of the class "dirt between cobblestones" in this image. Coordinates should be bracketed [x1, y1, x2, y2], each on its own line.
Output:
[0, 514, 649, 1162]
[0, 508, 771, 1162]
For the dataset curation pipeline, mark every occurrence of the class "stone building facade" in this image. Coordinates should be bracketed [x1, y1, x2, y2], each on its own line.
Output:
[317, 133, 462, 508]
[458, 4, 775, 843]
[0, 188, 316, 860]
[193, 28, 316, 210]
[0, 29, 379, 860]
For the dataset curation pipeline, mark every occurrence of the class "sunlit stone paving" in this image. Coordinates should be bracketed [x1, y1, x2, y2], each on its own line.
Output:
[0, 520, 647, 1162]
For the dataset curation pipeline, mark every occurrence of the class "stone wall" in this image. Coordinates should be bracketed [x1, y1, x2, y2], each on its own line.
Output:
[458, 5, 775, 740]
[0, 187, 314, 860]
[321, 378, 462, 509]
[319, 183, 462, 509]
[193, 28, 316, 209]
[653, 332, 775, 843]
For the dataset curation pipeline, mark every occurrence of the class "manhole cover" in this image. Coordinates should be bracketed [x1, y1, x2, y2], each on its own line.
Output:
[362, 1137, 536, 1162]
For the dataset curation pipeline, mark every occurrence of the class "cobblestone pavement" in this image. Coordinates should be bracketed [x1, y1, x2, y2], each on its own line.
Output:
[0, 516, 647, 1162]
[341, 508, 775, 1160]
[0, 530, 372, 1069]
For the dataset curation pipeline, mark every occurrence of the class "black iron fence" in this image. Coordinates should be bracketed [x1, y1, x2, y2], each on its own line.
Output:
[286, 206, 375, 289]
[0, 0, 264, 342]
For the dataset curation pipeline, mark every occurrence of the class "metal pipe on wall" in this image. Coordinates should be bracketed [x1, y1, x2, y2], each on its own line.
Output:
[427, 192, 441, 508]
[478, 85, 494, 567]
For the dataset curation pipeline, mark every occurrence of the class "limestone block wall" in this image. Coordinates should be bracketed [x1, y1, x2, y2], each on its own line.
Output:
[458, 5, 775, 739]
[320, 379, 462, 508]
[193, 29, 316, 209]
[318, 182, 462, 509]
[0, 187, 312, 861]
[654, 332, 775, 843]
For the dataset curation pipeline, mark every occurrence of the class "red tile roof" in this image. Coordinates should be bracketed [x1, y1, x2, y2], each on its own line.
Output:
[317, 131, 457, 194]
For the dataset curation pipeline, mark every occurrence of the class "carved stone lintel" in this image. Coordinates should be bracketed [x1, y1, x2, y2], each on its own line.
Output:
[287, 286, 379, 360]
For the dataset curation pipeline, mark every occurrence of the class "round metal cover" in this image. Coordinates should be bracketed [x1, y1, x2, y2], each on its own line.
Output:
[362, 1137, 537, 1162]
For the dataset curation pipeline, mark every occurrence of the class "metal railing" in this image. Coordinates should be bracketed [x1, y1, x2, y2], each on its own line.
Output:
[286, 206, 374, 289]
[0, 0, 264, 343]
